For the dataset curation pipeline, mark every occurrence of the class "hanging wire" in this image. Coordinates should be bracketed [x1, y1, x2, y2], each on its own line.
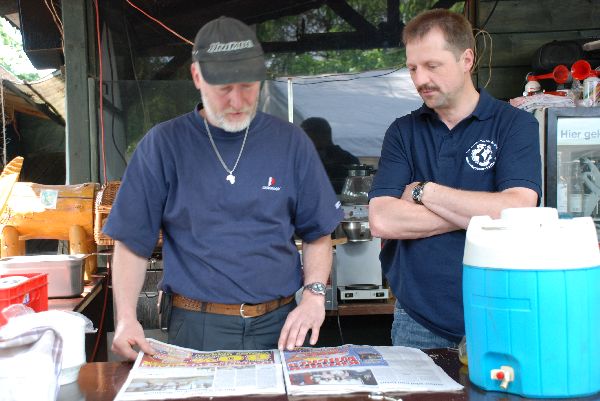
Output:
[126, 0, 193, 45]
[1, 78, 6, 166]
[480, 0, 500, 30]
[272, 67, 405, 85]
[93, 0, 107, 183]
[44, 0, 64, 42]
[474, 29, 493, 88]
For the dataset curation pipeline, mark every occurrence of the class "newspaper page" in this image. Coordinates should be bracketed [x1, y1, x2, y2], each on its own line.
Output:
[280, 344, 463, 395]
[114, 339, 286, 400]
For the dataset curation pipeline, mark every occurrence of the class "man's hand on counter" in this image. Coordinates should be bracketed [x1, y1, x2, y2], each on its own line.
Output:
[277, 291, 326, 351]
[111, 318, 156, 360]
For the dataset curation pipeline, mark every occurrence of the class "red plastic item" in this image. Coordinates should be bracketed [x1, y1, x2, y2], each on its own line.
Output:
[0, 273, 48, 326]
[496, 371, 505, 380]
[527, 65, 570, 84]
[571, 60, 600, 80]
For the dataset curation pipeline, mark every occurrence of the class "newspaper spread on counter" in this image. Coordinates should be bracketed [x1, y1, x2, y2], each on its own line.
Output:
[114, 339, 286, 400]
[280, 344, 463, 395]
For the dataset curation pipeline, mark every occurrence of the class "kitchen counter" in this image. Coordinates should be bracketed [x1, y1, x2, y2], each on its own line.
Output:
[59, 348, 600, 401]
[48, 273, 107, 313]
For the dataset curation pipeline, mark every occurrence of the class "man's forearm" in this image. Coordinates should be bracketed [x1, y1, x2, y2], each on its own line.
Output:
[369, 196, 461, 240]
[422, 183, 539, 229]
[112, 241, 148, 322]
[301, 235, 332, 287]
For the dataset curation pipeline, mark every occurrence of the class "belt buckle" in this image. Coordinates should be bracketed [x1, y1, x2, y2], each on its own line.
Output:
[239, 303, 250, 318]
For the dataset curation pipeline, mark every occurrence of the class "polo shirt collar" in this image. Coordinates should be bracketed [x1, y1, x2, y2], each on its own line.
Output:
[416, 88, 495, 121]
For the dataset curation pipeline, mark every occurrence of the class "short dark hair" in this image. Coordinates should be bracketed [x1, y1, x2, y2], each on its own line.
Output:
[300, 117, 333, 145]
[402, 9, 475, 59]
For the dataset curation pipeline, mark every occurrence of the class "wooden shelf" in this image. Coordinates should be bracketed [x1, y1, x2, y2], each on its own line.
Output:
[327, 298, 395, 316]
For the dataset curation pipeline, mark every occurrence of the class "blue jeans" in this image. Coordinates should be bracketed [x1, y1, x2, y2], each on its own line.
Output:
[391, 301, 458, 349]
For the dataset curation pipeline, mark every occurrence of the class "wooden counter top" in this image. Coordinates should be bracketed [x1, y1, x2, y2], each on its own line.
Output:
[65, 348, 600, 401]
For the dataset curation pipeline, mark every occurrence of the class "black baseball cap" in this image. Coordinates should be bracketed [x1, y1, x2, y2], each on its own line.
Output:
[192, 16, 267, 85]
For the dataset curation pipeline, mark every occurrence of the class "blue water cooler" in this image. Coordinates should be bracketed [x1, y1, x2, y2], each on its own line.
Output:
[463, 207, 600, 398]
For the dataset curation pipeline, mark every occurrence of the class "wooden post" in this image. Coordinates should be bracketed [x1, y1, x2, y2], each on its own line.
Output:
[1, 225, 23, 257]
[69, 224, 97, 282]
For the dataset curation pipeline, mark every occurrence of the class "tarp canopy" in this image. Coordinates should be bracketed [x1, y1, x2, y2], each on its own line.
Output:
[259, 68, 423, 157]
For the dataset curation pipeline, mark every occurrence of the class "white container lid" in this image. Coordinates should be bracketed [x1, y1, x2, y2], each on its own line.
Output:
[463, 207, 600, 270]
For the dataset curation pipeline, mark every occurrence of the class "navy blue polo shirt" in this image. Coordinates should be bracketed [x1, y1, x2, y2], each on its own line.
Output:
[369, 89, 542, 342]
[104, 105, 343, 304]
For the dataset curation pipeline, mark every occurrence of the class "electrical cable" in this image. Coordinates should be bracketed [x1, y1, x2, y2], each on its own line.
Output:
[90, 260, 112, 362]
[44, 0, 64, 41]
[336, 309, 345, 345]
[123, 11, 149, 138]
[94, 0, 107, 183]
[1, 78, 6, 166]
[89, 0, 112, 362]
[272, 67, 404, 85]
[125, 0, 193, 45]
[474, 29, 493, 88]
[105, 26, 128, 168]
[480, 0, 499, 30]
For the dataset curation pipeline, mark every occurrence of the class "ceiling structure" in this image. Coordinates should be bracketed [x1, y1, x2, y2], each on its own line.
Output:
[1, 0, 461, 71]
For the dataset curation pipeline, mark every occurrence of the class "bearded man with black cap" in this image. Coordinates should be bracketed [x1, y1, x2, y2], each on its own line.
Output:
[105, 16, 343, 360]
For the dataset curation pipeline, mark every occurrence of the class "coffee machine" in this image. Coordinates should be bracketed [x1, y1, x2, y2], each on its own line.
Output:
[336, 165, 389, 302]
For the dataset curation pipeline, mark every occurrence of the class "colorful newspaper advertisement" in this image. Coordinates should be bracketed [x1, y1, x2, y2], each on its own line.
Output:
[281, 345, 463, 395]
[114, 338, 286, 400]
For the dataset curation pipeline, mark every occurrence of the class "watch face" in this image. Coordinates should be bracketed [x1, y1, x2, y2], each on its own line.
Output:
[412, 186, 420, 199]
[306, 282, 326, 294]
[412, 185, 422, 202]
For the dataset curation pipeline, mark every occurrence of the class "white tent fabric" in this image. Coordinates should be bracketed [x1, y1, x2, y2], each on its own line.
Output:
[259, 68, 423, 157]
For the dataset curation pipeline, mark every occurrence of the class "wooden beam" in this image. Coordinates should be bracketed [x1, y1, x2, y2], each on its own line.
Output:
[431, 0, 461, 10]
[263, 31, 386, 53]
[62, 0, 91, 184]
[325, 0, 379, 36]
[385, 0, 402, 47]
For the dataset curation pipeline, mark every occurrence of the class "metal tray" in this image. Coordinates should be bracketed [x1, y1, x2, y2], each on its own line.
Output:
[0, 255, 85, 298]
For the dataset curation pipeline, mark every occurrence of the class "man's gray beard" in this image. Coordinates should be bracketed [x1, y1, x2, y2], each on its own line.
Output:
[201, 92, 257, 133]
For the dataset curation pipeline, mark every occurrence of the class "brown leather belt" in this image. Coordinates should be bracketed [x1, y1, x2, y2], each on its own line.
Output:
[172, 294, 295, 318]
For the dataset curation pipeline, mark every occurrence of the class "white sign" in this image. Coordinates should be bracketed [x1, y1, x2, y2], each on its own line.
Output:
[556, 117, 600, 145]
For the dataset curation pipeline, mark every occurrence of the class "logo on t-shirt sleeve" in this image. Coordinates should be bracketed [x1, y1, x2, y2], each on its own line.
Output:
[466, 140, 497, 171]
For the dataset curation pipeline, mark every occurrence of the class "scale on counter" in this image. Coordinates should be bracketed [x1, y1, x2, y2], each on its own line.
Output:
[338, 283, 389, 301]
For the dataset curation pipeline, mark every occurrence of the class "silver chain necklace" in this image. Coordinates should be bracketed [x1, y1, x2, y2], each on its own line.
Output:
[203, 117, 249, 184]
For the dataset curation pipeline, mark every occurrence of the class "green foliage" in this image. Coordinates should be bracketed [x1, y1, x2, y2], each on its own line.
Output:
[257, 0, 464, 77]
[0, 17, 43, 81]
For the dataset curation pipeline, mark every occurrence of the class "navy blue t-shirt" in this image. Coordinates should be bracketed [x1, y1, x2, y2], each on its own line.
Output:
[369, 89, 542, 342]
[104, 105, 343, 304]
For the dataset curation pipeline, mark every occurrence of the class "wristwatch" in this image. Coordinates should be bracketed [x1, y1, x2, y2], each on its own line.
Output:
[303, 282, 327, 296]
[411, 181, 428, 205]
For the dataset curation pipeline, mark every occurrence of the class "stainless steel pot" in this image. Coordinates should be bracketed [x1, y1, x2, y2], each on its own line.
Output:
[341, 221, 372, 242]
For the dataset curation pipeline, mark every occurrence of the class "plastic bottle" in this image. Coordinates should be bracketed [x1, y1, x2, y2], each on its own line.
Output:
[557, 152, 569, 214]
[458, 336, 468, 365]
[582, 76, 600, 107]
[568, 160, 583, 217]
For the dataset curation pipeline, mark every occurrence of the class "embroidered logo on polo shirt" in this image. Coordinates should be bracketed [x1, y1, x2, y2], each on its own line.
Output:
[466, 140, 497, 171]
[262, 176, 281, 191]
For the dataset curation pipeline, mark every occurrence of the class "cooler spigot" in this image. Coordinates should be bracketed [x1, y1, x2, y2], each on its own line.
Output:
[490, 366, 515, 389]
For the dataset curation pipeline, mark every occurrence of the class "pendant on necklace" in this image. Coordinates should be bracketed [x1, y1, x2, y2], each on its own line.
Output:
[226, 174, 236, 184]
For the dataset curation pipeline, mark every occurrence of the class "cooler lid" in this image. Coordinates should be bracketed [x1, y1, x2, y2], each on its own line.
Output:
[463, 207, 600, 270]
